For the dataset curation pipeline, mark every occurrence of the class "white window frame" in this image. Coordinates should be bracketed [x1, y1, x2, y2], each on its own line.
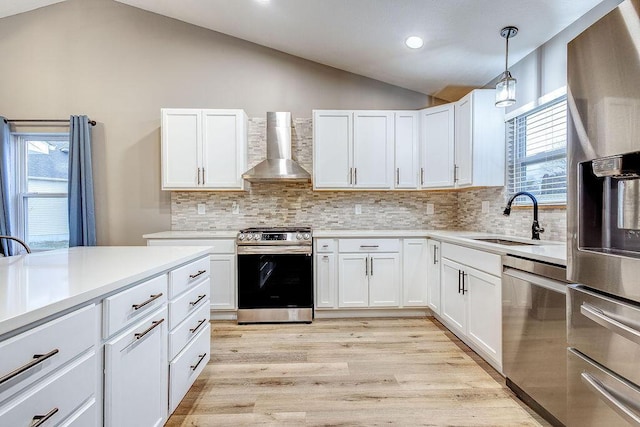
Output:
[506, 94, 568, 206]
[13, 133, 69, 251]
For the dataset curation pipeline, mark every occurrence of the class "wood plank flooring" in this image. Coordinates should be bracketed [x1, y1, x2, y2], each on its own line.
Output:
[166, 317, 549, 426]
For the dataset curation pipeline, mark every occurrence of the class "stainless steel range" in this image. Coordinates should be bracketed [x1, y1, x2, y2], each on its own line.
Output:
[237, 227, 313, 324]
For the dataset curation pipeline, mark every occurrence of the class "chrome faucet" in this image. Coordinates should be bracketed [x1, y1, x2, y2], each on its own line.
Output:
[503, 191, 545, 240]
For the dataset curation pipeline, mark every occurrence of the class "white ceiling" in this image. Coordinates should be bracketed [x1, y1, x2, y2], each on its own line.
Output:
[0, 0, 606, 98]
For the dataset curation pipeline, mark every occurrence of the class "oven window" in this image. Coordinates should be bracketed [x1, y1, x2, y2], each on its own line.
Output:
[238, 254, 313, 309]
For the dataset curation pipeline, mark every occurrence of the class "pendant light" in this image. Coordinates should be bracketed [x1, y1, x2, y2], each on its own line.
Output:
[495, 26, 518, 107]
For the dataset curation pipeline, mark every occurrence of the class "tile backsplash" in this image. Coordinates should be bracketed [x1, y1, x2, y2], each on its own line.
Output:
[172, 118, 566, 241]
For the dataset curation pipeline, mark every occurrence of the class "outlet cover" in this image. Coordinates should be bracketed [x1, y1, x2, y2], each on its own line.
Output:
[232, 202, 239, 215]
[426, 203, 435, 215]
[197, 203, 206, 215]
[482, 201, 490, 213]
[355, 204, 362, 215]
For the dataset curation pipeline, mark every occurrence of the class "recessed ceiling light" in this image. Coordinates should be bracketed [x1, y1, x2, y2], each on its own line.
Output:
[405, 36, 424, 49]
[255, 0, 271, 4]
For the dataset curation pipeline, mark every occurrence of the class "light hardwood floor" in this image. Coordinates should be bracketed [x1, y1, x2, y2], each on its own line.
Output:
[166, 317, 550, 426]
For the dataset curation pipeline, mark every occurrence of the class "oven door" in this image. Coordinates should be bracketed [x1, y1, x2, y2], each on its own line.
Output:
[238, 252, 313, 309]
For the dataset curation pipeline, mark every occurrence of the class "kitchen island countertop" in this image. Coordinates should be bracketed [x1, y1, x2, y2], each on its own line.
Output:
[0, 246, 210, 338]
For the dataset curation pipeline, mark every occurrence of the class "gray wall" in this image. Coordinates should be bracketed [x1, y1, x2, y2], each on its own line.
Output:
[0, 0, 430, 245]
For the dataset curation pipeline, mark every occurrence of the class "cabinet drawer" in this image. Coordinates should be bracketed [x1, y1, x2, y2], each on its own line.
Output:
[0, 351, 96, 427]
[315, 239, 336, 253]
[169, 257, 210, 298]
[103, 275, 168, 338]
[339, 238, 400, 253]
[0, 304, 96, 403]
[148, 239, 235, 254]
[169, 279, 210, 330]
[169, 323, 210, 413]
[441, 242, 501, 276]
[169, 302, 210, 360]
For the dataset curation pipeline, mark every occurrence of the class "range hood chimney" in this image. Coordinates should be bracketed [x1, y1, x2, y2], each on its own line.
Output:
[242, 112, 311, 183]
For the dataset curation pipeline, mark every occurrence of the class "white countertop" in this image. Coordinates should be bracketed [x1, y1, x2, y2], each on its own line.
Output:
[0, 246, 210, 338]
[143, 230, 238, 239]
[314, 229, 566, 266]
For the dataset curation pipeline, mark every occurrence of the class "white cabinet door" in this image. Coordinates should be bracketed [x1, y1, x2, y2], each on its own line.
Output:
[162, 109, 200, 189]
[394, 111, 420, 189]
[338, 253, 369, 307]
[353, 111, 394, 189]
[201, 110, 246, 190]
[209, 254, 236, 310]
[315, 253, 337, 308]
[454, 95, 473, 186]
[313, 110, 353, 189]
[402, 239, 428, 307]
[368, 253, 400, 307]
[104, 308, 168, 427]
[420, 104, 455, 188]
[466, 266, 501, 366]
[440, 258, 466, 333]
[426, 240, 441, 314]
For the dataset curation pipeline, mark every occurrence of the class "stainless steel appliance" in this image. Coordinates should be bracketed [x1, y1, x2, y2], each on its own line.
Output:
[502, 255, 569, 426]
[241, 112, 311, 183]
[568, 0, 640, 424]
[237, 227, 313, 323]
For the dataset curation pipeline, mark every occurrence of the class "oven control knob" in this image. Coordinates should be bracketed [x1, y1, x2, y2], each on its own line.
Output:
[303, 233, 311, 240]
[238, 234, 245, 241]
[296, 233, 303, 240]
[246, 234, 253, 240]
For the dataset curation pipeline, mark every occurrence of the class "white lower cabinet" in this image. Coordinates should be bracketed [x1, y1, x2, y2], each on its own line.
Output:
[402, 239, 428, 306]
[338, 253, 370, 307]
[426, 239, 441, 314]
[368, 253, 401, 306]
[438, 242, 502, 371]
[315, 252, 337, 308]
[104, 307, 168, 427]
[146, 238, 237, 312]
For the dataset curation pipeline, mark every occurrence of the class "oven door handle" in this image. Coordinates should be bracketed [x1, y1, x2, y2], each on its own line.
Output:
[581, 303, 640, 346]
[581, 372, 640, 426]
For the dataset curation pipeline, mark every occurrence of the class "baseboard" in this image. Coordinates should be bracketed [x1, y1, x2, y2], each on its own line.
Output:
[315, 308, 430, 319]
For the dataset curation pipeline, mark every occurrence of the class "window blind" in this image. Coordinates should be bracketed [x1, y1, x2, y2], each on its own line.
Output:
[506, 96, 567, 205]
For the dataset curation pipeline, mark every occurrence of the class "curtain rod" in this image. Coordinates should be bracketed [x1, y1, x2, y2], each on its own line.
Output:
[4, 118, 97, 126]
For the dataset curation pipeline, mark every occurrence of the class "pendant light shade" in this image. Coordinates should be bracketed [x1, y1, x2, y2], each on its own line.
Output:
[496, 26, 518, 108]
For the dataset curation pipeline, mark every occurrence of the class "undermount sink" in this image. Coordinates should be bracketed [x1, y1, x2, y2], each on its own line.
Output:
[472, 238, 536, 246]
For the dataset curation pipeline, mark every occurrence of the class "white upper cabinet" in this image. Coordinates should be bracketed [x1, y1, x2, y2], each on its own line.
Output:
[313, 110, 353, 189]
[420, 104, 455, 188]
[161, 108, 247, 190]
[395, 111, 420, 189]
[313, 110, 394, 190]
[353, 111, 394, 189]
[453, 89, 505, 187]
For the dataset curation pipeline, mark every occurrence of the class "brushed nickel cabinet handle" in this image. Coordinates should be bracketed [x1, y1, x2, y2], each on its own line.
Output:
[421, 167, 424, 185]
[462, 272, 467, 294]
[191, 353, 207, 371]
[189, 294, 207, 307]
[30, 407, 59, 427]
[202, 167, 205, 185]
[132, 293, 163, 310]
[458, 270, 462, 294]
[365, 257, 368, 276]
[354, 168, 358, 185]
[134, 319, 164, 341]
[370, 257, 374, 276]
[197, 167, 201, 185]
[349, 167, 353, 184]
[359, 245, 379, 249]
[396, 168, 400, 185]
[454, 165, 459, 183]
[433, 245, 438, 264]
[322, 255, 329, 260]
[189, 270, 207, 280]
[189, 318, 208, 334]
[0, 349, 59, 386]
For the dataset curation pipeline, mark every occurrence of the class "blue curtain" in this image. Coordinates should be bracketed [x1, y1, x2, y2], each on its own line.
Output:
[0, 117, 13, 255]
[68, 115, 96, 247]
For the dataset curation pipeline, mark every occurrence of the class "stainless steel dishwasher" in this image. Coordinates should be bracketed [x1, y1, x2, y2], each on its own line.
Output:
[502, 255, 569, 427]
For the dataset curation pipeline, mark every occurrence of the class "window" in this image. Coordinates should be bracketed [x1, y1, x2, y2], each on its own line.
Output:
[14, 134, 70, 250]
[506, 95, 567, 205]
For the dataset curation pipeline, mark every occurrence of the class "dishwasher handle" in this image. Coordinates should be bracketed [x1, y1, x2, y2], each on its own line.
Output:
[503, 267, 567, 295]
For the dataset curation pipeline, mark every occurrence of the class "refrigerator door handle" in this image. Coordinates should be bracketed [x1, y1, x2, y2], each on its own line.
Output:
[581, 372, 640, 426]
[581, 303, 640, 346]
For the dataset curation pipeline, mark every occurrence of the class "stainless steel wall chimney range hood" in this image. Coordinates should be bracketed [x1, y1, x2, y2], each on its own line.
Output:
[242, 112, 311, 183]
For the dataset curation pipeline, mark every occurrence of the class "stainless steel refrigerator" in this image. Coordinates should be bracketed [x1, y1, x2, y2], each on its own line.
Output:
[567, 0, 640, 424]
